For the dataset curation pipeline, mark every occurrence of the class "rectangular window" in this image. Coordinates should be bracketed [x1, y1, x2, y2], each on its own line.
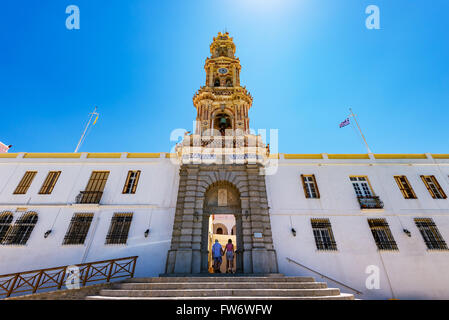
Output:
[13, 171, 37, 195]
[63, 213, 94, 245]
[38, 171, 61, 195]
[394, 176, 417, 199]
[368, 218, 398, 251]
[311, 218, 337, 251]
[420, 175, 447, 199]
[2, 212, 38, 245]
[301, 174, 320, 199]
[105, 213, 133, 245]
[122, 171, 141, 194]
[350, 176, 373, 197]
[79, 171, 110, 203]
[414, 218, 448, 250]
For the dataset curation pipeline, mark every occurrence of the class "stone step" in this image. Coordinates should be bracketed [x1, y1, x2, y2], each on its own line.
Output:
[98, 288, 342, 297]
[159, 273, 284, 278]
[117, 282, 327, 290]
[86, 293, 355, 300]
[126, 276, 316, 283]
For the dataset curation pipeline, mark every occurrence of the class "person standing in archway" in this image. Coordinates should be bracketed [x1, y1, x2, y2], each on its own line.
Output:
[212, 239, 224, 273]
[225, 239, 235, 273]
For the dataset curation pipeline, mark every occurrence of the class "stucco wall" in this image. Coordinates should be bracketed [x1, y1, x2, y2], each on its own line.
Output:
[267, 155, 449, 300]
[1, 153, 449, 299]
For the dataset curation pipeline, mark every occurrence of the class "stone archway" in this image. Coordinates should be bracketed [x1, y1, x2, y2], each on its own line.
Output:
[165, 163, 279, 275]
[200, 181, 243, 273]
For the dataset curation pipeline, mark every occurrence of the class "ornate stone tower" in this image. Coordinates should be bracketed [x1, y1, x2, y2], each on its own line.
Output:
[193, 32, 253, 136]
[165, 32, 278, 275]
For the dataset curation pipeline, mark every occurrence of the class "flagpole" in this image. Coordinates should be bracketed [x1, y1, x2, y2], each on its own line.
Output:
[349, 108, 372, 154]
[74, 106, 98, 153]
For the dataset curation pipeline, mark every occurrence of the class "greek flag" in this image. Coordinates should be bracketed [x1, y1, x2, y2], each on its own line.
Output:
[339, 118, 350, 128]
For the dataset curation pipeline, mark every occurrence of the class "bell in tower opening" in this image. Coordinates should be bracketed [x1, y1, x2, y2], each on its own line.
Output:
[192, 32, 253, 136]
[214, 113, 232, 135]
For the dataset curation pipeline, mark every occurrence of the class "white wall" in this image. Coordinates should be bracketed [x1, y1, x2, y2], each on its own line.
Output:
[1, 153, 449, 299]
[0, 154, 179, 278]
[267, 155, 449, 300]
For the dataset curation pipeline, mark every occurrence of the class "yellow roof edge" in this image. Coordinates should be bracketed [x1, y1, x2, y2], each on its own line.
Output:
[373, 154, 427, 159]
[1, 152, 444, 160]
[0, 153, 18, 158]
[86, 153, 122, 159]
[24, 153, 82, 159]
[127, 153, 161, 158]
[431, 154, 449, 159]
[328, 154, 369, 160]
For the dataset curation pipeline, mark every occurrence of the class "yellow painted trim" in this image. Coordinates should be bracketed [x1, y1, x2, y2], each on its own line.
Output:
[431, 154, 449, 159]
[328, 154, 369, 160]
[0, 153, 18, 158]
[127, 153, 161, 159]
[374, 154, 427, 159]
[87, 153, 122, 159]
[165, 153, 177, 159]
[24, 153, 81, 159]
[269, 154, 279, 159]
[284, 154, 323, 159]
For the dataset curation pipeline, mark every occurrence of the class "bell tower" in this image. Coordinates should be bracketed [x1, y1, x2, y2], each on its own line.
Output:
[193, 32, 253, 136]
[166, 32, 279, 276]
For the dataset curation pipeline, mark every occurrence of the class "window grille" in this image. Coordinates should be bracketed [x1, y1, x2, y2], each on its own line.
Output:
[311, 218, 337, 251]
[13, 171, 37, 194]
[420, 175, 447, 199]
[39, 171, 61, 194]
[414, 218, 448, 250]
[63, 213, 94, 245]
[301, 174, 320, 199]
[368, 218, 398, 251]
[0, 212, 13, 243]
[2, 212, 38, 245]
[122, 171, 141, 194]
[105, 213, 133, 245]
[394, 176, 417, 199]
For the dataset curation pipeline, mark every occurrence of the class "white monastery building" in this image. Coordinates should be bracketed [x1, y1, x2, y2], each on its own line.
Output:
[1, 33, 449, 300]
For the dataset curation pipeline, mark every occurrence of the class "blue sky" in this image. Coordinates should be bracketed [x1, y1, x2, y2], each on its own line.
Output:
[0, 0, 448, 154]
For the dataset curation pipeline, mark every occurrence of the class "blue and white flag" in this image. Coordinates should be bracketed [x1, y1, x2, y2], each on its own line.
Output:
[339, 118, 350, 128]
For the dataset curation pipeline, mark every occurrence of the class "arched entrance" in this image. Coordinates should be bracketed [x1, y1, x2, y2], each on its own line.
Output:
[200, 181, 243, 273]
[165, 164, 278, 275]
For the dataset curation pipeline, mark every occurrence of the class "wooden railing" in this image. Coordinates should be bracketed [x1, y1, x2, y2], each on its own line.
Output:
[0, 256, 138, 298]
[286, 257, 363, 295]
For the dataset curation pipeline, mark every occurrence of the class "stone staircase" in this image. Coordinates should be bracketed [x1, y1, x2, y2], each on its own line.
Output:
[86, 274, 355, 300]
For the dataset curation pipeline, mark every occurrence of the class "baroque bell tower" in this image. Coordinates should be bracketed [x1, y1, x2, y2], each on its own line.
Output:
[166, 32, 278, 276]
[193, 32, 253, 136]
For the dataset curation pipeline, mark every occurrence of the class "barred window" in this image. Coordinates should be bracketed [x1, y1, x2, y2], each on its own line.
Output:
[394, 176, 417, 199]
[13, 171, 37, 194]
[420, 176, 447, 199]
[415, 218, 448, 250]
[311, 218, 337, 251]
[122, 171, 141, 194]
[368, 219, 398, 251]
[105, 213, 133, 245]
[301, 175, 320, 199]
[2, 212, 38, 245]
[350, 176, 373, 197]
[0, 212, 13, 243]
[63, 213, 94, 245]
[39, 171, 61, 195]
